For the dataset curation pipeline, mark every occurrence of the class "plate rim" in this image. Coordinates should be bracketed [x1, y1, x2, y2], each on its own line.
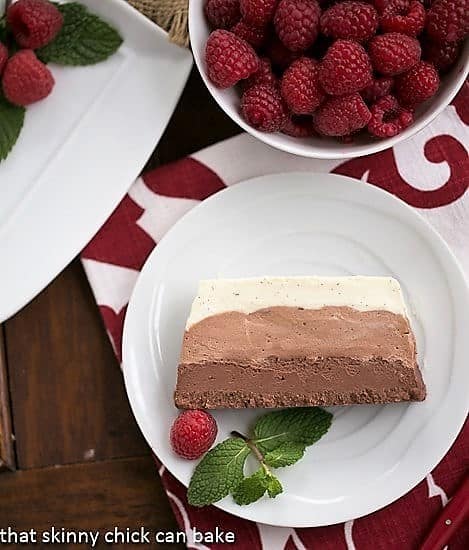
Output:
[123, 172, 469, 527]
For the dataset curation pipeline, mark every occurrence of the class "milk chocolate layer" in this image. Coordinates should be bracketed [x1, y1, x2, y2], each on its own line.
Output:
[175, 306, 426, 409]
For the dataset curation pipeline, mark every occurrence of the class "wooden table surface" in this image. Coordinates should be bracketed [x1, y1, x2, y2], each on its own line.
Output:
[0, 68, 239, 548]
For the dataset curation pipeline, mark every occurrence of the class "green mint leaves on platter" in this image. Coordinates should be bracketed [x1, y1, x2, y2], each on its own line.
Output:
[0, 93, 25, 162]
[37, 3, 123, 66]
[188, 407, 333, 507]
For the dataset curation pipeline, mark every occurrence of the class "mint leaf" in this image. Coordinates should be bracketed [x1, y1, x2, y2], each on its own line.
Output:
[232, 468, 283, 504]
[187, 438, 250, 507]
[266, 476, 283, 498]
[37, 3, 123, 66]
[254, 407, 333, 453]
[0, 94, 25, 162]
[264, 441, 306, 468]
[232, 469, 268, 505]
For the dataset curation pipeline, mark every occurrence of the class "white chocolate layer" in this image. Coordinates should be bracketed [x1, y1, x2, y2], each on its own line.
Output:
[186, 276, 408, 328]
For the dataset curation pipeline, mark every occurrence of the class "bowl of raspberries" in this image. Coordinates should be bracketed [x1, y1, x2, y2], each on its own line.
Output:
[189, 0, 469, 158]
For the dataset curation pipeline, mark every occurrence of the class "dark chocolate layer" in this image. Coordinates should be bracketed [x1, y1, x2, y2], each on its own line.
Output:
[175, 306, 425, 409]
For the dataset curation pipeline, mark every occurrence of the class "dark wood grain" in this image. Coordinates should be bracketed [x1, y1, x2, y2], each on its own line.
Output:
[0, 456, 183, 549]
[4, 260, 148, 470]
[156, 67, 240, 165]
[0, 325, 15, 471]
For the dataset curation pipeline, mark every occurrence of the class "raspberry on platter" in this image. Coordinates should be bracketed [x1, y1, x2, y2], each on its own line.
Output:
[7, 0, 63, 50]
[2, 50, 55, 106]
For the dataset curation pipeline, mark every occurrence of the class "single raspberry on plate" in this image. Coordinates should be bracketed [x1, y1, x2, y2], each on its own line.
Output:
[280, 57, 324, 114]
[319, 39, 373, 95]
[395, 60, 440, 105]
[361, 76, 394, 103]
[2, 50, 54, 106]
[423, 39, 461, 72]
[170, 410, 217, 460]
[380, 0, 426, 36]
[367, 94, 413, 137]
[369, 32, 421, 75]
[7, 0, 63, 50]
[240, 0, 277, 27]
[274, 0, 321, 53]
[266, 36, 300, 69]
[0, 43, 8, 75]
[244, 56, 277, 89]
[282, 114, 316, 136]
[426, 0, 469, 43]
[314, 93, 371, 136]
[241, 84, 288, 131]
[231, 19, 268, 49]
[205, 30, 259, 88]
[320, 1, 379, 43]
[205, 0, 241, 29]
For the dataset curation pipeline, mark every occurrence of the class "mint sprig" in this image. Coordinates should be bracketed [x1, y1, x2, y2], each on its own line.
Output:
[0, 94, 25, 162]
[37, 3, 123, 66]
[187, 407, 333, 507]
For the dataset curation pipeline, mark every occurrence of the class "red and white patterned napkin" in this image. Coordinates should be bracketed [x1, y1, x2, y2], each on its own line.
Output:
[81, 83, 468, 549]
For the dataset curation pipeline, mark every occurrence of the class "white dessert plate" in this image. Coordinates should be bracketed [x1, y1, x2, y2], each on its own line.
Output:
[0, 0, 192, 322]
[123, 173, 469, 527]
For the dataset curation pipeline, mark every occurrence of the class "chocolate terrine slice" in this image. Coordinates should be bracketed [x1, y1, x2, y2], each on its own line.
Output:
[174, 276, 426, 409]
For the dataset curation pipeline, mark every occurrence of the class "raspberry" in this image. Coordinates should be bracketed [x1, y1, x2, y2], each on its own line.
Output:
[205, 30, 259, 88]
[369, 33, 421, 75]
[423, 39, 461, 72]
[361, 76, 394, 103]
[380, 0, 426, 36]
[231, 19, 268, 49]
[266, 36, 300, 69]
[205, 0, 241, 29]
[280, 57, 324, 114]
[314, 93, 371, 136]
[282, 114, 316, 136]
[395, 60, 440, 105]
[0, 43, 7, 75]
[367, 94, 413, 137]
[2, 50, 54, 106]
[319, 39, 373, 95]
[241, 84, 288, 131]
[426, 0, 469, 43]
[370, 0, 390, 12]
[170, 410, 217, 460]
[320, 1, 379, 43]
[274, 0, 321, 53]
[240, 0, 277, 27]
[244, 56, 277, 88]
[7, 0, 63, 50]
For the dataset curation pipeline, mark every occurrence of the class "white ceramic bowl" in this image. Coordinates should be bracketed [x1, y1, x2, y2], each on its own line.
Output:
[189, 0, 469, 159]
